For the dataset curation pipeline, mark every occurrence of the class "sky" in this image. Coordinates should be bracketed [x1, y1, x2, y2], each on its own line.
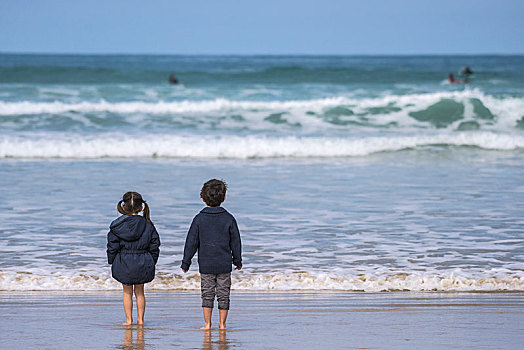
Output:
[1, 0, 523, 55]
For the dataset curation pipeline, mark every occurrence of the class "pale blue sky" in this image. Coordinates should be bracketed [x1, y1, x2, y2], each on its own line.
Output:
[1, 0, 522, 55]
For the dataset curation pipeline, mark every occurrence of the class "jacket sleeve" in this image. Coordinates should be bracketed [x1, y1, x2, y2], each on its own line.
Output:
[181, 217, 199, 271]
[229, 217, 242, 268]
[106, 229, 120, 264]
[149, 226, 161, 264]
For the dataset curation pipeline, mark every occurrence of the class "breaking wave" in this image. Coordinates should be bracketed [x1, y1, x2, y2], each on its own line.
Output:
[0, 90, 519, 116]
[1, 90, 523, 133]
[1, 132, 523, 159]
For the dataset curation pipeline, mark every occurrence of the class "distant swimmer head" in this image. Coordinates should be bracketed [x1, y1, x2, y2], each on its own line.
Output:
[169, 74, 178, 84]
[461, 66, 474, 75]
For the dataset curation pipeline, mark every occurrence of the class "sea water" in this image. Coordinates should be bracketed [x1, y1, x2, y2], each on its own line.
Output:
[0, 54, 523, 292]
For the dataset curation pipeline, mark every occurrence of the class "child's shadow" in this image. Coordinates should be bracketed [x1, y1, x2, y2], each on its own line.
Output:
[119, 325, 145, 350]
[202, 330, 230, 350]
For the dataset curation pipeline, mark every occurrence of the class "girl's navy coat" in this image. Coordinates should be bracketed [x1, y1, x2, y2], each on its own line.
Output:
[107, 215, 160, 285]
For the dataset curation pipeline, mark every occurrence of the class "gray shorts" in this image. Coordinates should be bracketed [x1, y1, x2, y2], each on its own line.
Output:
[200, 273, 231, 310]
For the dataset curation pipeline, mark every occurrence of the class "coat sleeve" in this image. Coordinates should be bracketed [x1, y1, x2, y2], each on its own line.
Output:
[148, 226, 161, 264]
[181, 217, 199, 271]
[229, 217, 242, 268]
[106, 229, 120, 264]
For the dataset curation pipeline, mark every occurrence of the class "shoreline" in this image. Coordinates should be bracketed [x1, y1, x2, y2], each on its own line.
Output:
[2, 291, 523, 349]
[3, 287, 523, 294]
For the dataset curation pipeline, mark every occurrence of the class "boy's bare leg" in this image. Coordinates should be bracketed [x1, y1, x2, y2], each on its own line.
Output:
[218, 330, 227, 350]
[202, 330, 212, 350]
[134, 284, 145, 325]
[201, 307, 213, 329]
[218, 309, 228, 329]
[122, 284, 133, 325]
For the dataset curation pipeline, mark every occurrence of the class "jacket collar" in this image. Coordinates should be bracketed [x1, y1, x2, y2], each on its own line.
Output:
[201, 206, 226, 214]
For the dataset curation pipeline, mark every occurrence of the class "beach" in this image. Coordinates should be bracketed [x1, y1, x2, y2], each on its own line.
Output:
[2, 291, 523, 349]
[1, 54, 524, 348]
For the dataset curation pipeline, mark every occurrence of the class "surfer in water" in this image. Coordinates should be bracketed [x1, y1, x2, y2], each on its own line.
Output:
[460, 66, 474, 77]
[448, 74, 465, 84]
[448, 73, 471, 84]
[169, 74, 179, 85]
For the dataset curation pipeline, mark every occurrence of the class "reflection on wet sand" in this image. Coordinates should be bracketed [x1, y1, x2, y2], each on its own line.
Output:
[202, 330, 230, 350]
[118, 325, 145, 350]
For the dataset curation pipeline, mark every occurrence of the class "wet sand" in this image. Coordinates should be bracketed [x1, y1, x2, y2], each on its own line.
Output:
[1, 291, 523, 349]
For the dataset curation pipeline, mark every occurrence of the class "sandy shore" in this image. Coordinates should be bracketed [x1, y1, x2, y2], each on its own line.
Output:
[1, 291, 523, 349]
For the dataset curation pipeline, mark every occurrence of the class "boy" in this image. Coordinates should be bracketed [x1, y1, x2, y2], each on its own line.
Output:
[181, 179, 242, 330]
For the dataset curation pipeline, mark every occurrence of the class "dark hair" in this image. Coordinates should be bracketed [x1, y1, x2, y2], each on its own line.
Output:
[117, 191, 154, 226]
[200, 179, 227, 207]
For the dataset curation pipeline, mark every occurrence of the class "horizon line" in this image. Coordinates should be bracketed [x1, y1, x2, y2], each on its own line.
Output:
[1, 51, 523, 57]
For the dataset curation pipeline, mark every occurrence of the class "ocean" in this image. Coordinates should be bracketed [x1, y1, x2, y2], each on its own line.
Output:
[0, 54, 523, 292]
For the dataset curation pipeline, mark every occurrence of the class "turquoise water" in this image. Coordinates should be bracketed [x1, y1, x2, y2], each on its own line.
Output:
[0, 55, 523, 291]
[1, 55, 524, 156]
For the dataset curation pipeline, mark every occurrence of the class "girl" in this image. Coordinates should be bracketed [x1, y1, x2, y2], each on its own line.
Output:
[107, 191, 160, 325]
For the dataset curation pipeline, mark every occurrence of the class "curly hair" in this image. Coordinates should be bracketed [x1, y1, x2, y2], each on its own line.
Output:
[200, 179, 227, 207]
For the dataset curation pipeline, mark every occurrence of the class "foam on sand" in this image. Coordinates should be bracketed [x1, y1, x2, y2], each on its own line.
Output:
[1, 270, 522, 292]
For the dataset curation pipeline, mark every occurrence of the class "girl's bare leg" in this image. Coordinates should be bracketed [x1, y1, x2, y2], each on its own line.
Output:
[218, 309, 228, 329]
[134, 284, 145, 325]
[122, 284, 134, 325]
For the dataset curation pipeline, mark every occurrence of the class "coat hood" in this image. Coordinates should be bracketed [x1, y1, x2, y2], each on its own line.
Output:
[110, 215, 147, 241]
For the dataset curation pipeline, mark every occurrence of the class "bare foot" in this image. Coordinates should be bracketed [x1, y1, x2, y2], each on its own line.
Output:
[137, 320, 144, 325]
[200, 323, 212, 330]
[122, 320, 133, 326]
[218, 323, 227, 330]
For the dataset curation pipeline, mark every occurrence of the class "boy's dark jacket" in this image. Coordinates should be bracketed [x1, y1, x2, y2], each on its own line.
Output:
[107, 215, 160, 285]
[181, 207, 242, 274]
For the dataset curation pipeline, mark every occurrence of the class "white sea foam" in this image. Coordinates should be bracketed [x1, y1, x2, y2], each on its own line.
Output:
[1, 90, 522, 135]
[1, 270, 522, 292]
[0, 132, 523, 159]
[0, 98, 344, 115]
[0, 89, 521, 119]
